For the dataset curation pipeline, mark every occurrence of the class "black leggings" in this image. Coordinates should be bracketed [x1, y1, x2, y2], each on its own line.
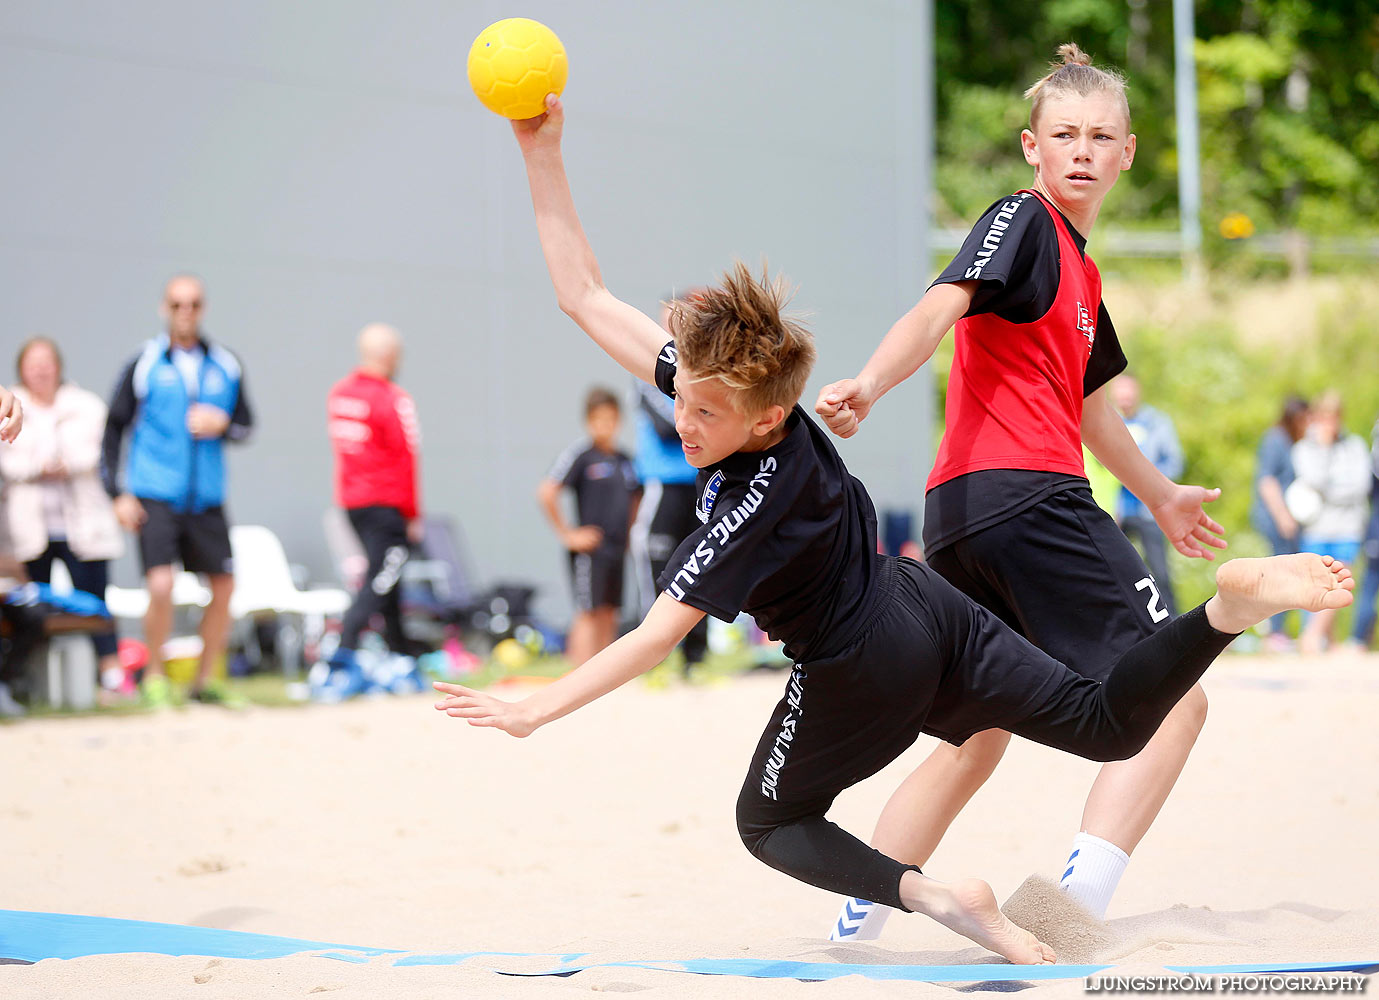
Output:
[340, 506, 410, 652]
[735, 559, 1232, 912]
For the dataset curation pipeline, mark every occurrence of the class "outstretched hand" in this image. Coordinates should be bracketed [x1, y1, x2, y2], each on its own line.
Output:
[814, 378, 875, 439]
[434, 681, 538, 738]
[1151, 484, 1227, 560]
[0, 387, 22, 443]
[510, 94, 564, 154]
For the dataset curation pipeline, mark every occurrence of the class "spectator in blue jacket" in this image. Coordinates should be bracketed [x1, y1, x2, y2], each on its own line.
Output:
[101, 275, 253, 707]
[1111, 374, 1183, 616]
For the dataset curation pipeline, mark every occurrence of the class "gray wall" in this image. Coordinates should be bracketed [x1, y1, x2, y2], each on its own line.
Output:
[1, 1, 933, 624]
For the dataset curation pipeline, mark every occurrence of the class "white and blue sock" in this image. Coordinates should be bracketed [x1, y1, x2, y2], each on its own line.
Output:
[1059, 832, 1129, 920]
[829, 897, 893, 941]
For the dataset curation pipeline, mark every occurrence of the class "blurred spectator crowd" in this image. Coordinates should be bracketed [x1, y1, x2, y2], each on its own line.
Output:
[0, 276, 547, 718]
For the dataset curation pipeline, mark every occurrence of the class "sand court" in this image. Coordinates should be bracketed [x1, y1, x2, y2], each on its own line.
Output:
[2, 655, 1376, 997]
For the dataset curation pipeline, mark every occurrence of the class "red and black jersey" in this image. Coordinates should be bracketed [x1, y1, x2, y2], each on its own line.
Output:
[327, 370, 421, 519]
[922, 191, 1127, 556]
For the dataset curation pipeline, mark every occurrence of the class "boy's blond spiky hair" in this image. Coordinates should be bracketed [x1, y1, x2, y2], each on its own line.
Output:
[665, 262, 816, 417]
[1024, 42, 1130, 129]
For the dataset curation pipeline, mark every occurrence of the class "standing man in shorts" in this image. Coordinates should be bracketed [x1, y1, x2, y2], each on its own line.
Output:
[102, 275, 253, 707]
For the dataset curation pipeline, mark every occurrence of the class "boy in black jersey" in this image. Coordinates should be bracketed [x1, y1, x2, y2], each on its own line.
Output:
[435, 95, 1354, 965]
[538, 388, 642, 665]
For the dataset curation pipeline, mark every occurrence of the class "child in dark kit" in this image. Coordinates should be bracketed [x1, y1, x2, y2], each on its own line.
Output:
[539, 388, 641, 665]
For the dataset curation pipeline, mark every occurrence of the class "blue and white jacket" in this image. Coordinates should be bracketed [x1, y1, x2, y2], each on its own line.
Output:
[101, 334, 253, 512]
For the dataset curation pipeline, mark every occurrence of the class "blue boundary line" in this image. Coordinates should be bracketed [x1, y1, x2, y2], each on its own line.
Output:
[0, 910, 399, 963]
[1, 910, 1373, 982]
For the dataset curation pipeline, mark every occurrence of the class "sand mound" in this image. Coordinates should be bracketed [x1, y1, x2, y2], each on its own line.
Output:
[1000, 874, 1114, 963]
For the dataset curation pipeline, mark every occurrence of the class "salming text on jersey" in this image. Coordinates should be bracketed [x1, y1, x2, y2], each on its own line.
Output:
[668, 457, 777, 602]
[963, 194, 1030, 280]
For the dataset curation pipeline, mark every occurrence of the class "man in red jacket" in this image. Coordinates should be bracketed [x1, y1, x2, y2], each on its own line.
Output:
[327, 324, 421, 683]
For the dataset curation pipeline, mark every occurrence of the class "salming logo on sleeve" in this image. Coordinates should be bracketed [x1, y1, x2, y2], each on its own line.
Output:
[667, 456, 777, 601]
[658, 342, 678, 368]
[963, 194, 1028, 280]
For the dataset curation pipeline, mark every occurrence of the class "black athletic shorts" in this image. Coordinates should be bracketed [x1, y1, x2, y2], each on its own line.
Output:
[926, 486, 1166, 685]
[568, 550, 624, 612]
[740, 556, 1108, 816]
[137, 498, 234, 576]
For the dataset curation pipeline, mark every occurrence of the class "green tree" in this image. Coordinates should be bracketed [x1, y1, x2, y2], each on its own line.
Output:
[930, 0, 1379, 270]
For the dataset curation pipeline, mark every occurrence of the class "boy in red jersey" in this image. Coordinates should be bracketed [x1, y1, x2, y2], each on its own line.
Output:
[326, 323, 422, 687]
[434, 94, 1352, 964]
[817, 45, 1243, 938]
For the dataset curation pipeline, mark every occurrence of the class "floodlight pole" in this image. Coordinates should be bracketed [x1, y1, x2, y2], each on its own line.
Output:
[1173, 0, 1205, 283]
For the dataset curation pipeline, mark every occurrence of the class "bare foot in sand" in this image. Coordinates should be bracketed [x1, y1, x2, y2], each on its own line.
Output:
[1207, 554, 1354, 635]
[901, 872, 1057, 964]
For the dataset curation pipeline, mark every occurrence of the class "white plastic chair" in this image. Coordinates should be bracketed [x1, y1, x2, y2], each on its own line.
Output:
[105, 571, 212, 619]
[228, 525, 350, 620]
[227, 524, 351, 673]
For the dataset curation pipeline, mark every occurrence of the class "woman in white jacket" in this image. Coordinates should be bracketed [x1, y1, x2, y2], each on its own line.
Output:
[0, 338, 123, 679]
[1289, 390, 1371, 654]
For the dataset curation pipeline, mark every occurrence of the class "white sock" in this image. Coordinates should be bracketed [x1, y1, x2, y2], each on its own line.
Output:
[829, 897, 894, 941]
[1058, 832, 1129, 920]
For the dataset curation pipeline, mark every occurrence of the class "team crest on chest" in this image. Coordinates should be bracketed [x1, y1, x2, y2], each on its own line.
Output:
[696, 470, 725, 524]
[1075, 300, 1096, 353]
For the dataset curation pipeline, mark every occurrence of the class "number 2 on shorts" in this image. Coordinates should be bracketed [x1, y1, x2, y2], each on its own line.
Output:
[1135, 576, 1170, 623]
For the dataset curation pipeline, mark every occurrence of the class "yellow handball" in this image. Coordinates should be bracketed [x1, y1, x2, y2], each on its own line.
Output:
[467, 18, 568, 120]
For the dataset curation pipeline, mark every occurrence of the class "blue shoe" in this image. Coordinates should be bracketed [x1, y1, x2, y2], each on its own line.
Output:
[385, 655, 425, 695]
[353, 648, 392, 695]
[309, 650, 367, 703]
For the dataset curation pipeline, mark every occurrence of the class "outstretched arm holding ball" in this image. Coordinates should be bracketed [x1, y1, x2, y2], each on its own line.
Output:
[513, 97, 670, 386]
[435, 92, 706, 737]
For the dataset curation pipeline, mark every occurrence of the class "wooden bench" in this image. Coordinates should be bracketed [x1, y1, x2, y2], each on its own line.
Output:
[31, 614, 109, 711]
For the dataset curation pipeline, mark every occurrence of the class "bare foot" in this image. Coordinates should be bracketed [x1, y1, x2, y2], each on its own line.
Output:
[903, 874, 1057, 964]
[1207, 554, 1354, 634]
